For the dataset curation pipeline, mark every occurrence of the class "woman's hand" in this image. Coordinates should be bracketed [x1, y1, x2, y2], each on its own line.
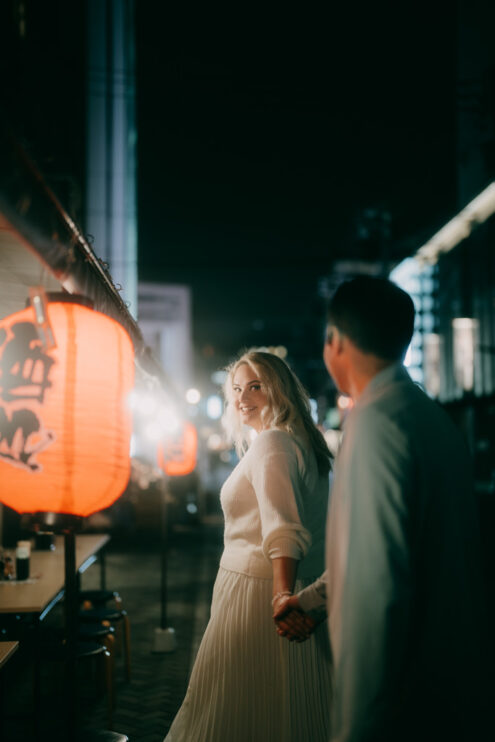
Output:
[273, 594, 316, 642]
[270, 556, 316, 641]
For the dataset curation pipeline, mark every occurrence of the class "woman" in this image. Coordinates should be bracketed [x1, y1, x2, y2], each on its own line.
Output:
[165, 350, 332, 742]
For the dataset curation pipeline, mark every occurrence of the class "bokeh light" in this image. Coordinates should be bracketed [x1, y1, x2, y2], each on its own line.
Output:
[186, 388, 201, 404]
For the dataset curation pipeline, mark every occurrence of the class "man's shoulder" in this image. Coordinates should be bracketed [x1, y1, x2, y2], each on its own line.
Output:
[362, 374, 434, 419]
[352, 399, 409, 452]
[356, 377, 463, 451]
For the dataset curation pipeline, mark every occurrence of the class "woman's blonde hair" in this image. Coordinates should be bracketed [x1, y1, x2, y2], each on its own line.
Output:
[222, 350, 332, 475]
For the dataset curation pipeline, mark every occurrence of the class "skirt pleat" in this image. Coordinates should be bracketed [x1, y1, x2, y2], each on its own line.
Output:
[165, 566, 332, 742]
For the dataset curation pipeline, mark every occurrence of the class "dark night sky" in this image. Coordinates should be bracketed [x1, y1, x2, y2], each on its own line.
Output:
[135, 2, 457, 383]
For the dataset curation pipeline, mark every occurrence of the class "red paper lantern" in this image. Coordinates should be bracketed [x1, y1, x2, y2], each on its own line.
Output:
[0, 298, 134, 516]
[158, 421, 197, 477]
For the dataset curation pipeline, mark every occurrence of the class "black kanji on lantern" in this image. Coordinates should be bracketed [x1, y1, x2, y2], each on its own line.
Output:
[0, 321, 56, 472]
[0, 321, 54, 403]
[0, 406, 54, 471]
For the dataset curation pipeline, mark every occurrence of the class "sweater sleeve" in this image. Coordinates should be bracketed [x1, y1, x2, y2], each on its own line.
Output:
[248, 430, 312, 561]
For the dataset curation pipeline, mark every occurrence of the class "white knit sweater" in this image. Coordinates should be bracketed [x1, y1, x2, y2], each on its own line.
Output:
[219, 428, 330, 579]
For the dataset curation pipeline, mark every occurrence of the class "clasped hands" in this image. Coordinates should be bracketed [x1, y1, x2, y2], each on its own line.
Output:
[272, 593, 316, 642]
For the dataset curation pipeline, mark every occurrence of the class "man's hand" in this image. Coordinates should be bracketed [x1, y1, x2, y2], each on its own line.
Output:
[272, 594, 316, 642]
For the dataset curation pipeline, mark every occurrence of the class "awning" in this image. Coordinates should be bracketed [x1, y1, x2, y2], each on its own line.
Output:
[0, 125, 169, 389]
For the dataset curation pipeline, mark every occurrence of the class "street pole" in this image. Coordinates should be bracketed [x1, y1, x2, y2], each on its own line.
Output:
[152, 476, 177, 652]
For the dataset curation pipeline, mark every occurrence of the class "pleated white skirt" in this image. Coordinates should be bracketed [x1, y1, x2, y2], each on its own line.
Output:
[164, 566, 332, 742]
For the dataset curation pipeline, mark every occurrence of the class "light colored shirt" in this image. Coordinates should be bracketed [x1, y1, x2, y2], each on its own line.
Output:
[324, 363, 491, 741]
[297, 570, 327, 612]
[220, 428, 330, 579]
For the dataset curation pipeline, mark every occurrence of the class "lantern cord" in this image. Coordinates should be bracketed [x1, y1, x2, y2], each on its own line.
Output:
[6, 130, 134, 325]
[3, 128, 183, 407]
[134, 356, 158, 384]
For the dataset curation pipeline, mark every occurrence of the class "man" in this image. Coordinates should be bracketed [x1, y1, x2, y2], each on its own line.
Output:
[274, 276, 491, 741]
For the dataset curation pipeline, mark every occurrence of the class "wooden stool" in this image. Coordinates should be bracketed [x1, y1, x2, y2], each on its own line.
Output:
[79, 589, 123, 610]
[79, 623, 116, 681]
[79, 607, 131, 681]
[39, 638, 114, 728]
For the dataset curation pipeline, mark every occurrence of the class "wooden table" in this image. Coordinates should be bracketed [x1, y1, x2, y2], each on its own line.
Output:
[0, 641, 19, 739]
[0, 534, 110, 618]
[0, 533, 110, 739]
[0, 640, 18, 669]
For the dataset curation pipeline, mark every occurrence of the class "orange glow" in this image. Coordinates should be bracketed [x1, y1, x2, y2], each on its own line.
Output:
[158, 422, 197, 476]
[0, 301, 134, 516]
[337, 395, 353, 410]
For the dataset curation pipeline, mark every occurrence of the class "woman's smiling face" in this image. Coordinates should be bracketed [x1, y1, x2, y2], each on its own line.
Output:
[232, 362, 268, 432]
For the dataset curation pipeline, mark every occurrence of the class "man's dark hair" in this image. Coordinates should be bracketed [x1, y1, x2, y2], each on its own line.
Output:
[327, 276, 415, 361]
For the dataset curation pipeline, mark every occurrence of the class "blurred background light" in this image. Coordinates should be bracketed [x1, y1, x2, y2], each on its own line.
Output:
[157, 405, 181, 433]
[337, 395, 352, 410]
[326, 408, 341, 428]
[211, 370, 228, 385]
[127, 389, 138, 411]
[324, 429, 343, 456]
[390, 257, 435, 385]
[145, 421, 163, 442]
[416, 182, 495, 266]
[186, 388, 201, 404]
[206, 394, 223, 420]
[404, 345, 412, 367]
[207, 433, 223, 450]
[452, 318, 478, 392]
[424, 333, 441, 398]
[140, 393, 156, 416]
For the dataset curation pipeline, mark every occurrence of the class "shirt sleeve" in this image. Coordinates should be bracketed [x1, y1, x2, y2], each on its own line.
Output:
[248, 430, 312, 561]
[297, 571, 328, 612]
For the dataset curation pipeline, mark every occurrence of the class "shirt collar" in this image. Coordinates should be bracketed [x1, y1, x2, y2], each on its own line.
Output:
[356, 362, 410, 408]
